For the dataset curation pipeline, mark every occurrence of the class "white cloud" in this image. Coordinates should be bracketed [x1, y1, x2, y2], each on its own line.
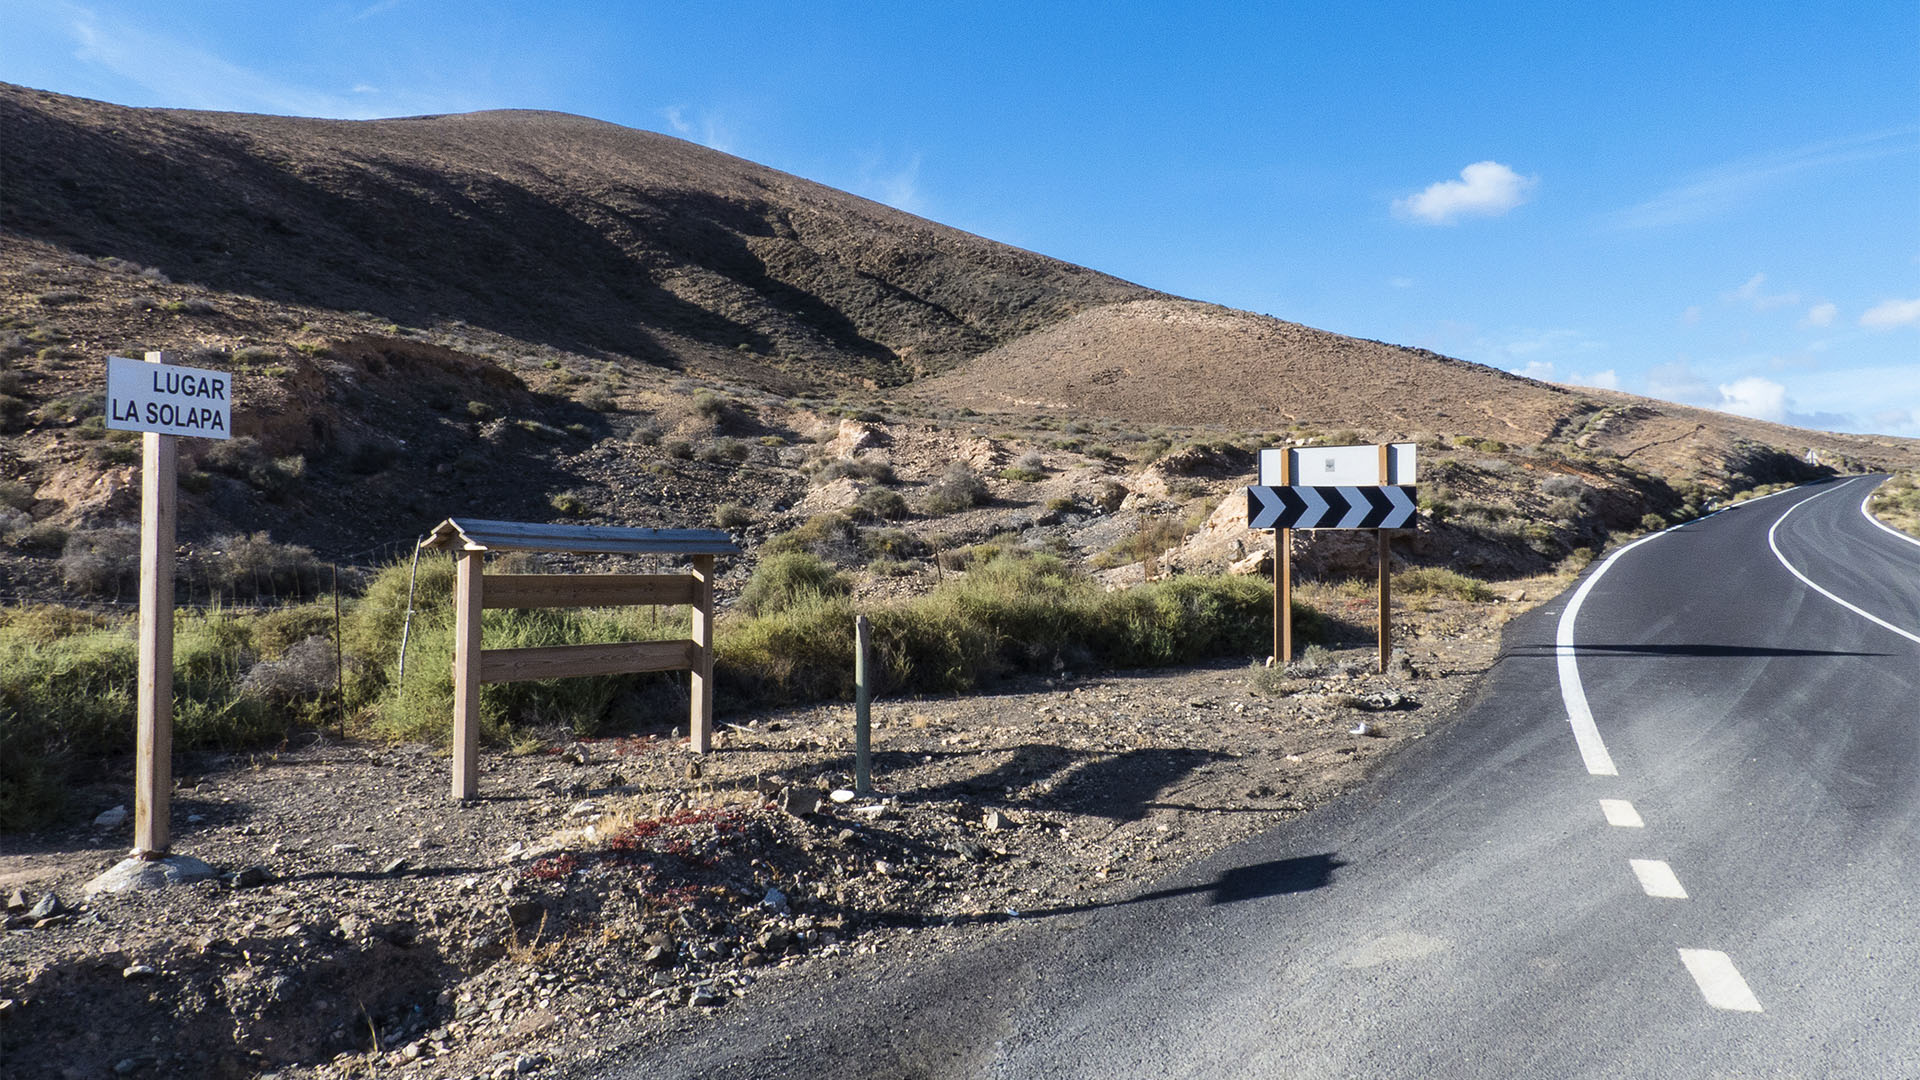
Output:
[1801, 302, 1837, 328]
[1392, 161, 1536, 225]
[1388, 276, 1416, 289]
[1716, 376, 1788, 421]
[1860, 297, 1920, 329]
[853, 152, 926, 214]
[1724, 272, 1800, 312]
[1607, 128, 1920, 230]
[1508, 359, 1615, 389]
[1517, 360, 1556, 380]
[1646, 360, 1713, 406]
[1572, 369, 1620, 390]
[660, 106, 739, 154]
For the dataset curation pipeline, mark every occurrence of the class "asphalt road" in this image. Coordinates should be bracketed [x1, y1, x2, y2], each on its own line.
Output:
[599, 475, 1920, 1079]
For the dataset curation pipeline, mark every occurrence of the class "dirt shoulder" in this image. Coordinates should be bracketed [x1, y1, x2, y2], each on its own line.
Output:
[0, 580, 1551, 1080]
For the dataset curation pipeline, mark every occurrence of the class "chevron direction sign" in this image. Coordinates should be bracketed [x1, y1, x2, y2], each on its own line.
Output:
[1248, 484, 1418, 530]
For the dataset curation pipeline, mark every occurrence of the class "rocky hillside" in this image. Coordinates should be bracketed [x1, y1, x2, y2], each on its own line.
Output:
[3, 83, 1917, 604]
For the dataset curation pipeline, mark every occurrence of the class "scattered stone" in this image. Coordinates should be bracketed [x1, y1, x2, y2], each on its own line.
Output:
[642, 943, 677, 968]
[565, 801, 601, 819]
[761, 887, 789, 913]
[982, 809, 1004, 832]
[121, 964, 156, 979]
[5, 888, 27, 913]
[92, 805, 129, 829]
[689, 984, 726, 1008]
[380, 857, 410, 876]
[828, 789, 856, 804]
[27, 893, 65, 920]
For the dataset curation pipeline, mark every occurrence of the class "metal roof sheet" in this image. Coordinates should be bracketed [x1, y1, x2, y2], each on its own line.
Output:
[420, 518, 741, 556]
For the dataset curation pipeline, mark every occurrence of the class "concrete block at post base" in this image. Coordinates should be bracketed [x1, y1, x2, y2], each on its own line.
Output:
[83, 854, 219, 898]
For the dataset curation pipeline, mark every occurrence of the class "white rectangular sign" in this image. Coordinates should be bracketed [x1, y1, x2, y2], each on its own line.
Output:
[1260, 443, 1416, 486]
[106, 355, 231, 440]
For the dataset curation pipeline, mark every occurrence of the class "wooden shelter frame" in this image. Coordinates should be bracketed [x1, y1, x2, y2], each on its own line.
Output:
[420, 518, 740, 800]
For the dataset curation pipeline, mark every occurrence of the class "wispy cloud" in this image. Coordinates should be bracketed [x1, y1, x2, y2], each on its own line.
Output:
[55, 2, 460, 118]
[660, 106, 740, 154]
[1607, 128, 1919, 230]
[1393, 161, 1536, 225]
[1860, 297, 1920, 330]
[1511, 359, 1618, 390]
[852, 151, 927, 214]
[1723, 272, 1800, 312]
[1800, 302, 1837, 328]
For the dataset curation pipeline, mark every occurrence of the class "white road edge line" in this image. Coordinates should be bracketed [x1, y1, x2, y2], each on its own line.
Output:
[1859, 484, 1920, 550]
[1768, 481, 1920, 647]
[1678, 949, 1764, 1012]
[1555, 531, 1671, 777]
[1629, 859, 1688, 899]
[1599, 799, 1644, 827]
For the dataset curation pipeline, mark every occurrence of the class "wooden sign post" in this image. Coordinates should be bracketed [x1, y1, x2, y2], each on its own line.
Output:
[1255, 442, 1418, 674]
[105, 351, 233, 858]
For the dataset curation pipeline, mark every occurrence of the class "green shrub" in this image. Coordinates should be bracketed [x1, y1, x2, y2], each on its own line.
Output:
[852, 487, 911, 522]
[0, 606, 305, 830]
[763, 513, 863, 565]
[1394, 567, 1494, 602]
[735, 552, 850, 616]
[922, 463, 987, 514]
[714, 501, 755, 529]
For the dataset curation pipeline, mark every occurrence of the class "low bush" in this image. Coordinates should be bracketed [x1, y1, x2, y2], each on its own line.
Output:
[1393, 567, 1494, 602]
[922, 463, 987, 514]
[735, 551, 849, 616]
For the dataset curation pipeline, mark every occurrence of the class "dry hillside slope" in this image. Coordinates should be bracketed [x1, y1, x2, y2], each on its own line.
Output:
[918, 298, 1919, 475]
[1, 83, 1154, 387]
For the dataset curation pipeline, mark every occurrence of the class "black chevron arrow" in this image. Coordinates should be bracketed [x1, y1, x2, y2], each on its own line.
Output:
[1248, 486, 1419, 529]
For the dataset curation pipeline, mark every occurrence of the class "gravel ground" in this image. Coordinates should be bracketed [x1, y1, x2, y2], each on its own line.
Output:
[1, 584, 1539, 1080]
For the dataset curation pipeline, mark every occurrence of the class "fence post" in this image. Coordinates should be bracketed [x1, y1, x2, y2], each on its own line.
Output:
[689, 554, 715, 753]
[451, 550, 483, 801]
[854, 614, 872, 794]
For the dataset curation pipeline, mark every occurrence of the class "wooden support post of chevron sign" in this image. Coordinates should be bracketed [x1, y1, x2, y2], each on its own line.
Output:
[1275, 452, 1292, 665]
[1378, 443, 1392, 675]
[1254, 441, 1419, 675]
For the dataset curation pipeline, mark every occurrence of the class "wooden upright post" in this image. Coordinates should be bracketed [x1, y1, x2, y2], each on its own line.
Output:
[132, 355, 177, 857]
[451, 550, 483, 800]
[689, 554, 716, 753]
[1275, 450, 1293, 665]
[1378, 443, 1392, 674]
[854, 614, 873, 793]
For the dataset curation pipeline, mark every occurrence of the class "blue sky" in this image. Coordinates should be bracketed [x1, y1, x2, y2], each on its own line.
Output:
[6, 1, 1917, 436]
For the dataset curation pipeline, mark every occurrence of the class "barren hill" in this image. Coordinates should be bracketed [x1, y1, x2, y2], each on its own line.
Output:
[917, 297, 1918, 477]
[1, 83, 1153, 386]
[1, 83, 1916, 597]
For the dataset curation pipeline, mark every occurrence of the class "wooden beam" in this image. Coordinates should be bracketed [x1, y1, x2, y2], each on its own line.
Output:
[689, 554, 716, 753]
[478, 639, 697, 683]
[481, 573, 697, 610]
[1379, 443, 1392, 674]
[451, 551, 483, 801]
[132, 356, 176, 857]
[1276, 450, 1293, 666]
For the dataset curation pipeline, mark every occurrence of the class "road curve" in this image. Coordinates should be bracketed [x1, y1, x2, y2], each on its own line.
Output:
[589, 476, 1920, 1079]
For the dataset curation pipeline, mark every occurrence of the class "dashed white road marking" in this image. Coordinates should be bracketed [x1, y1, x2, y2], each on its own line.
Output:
[1629, 859, 1688, 899]
[1678, 949, 1764, 1012]
[1599, 799, 1644, 828]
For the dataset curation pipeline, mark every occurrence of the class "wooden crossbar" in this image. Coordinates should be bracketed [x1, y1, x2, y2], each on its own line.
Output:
[480, 573, 697, 610]
[477, 639, 699, 684]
